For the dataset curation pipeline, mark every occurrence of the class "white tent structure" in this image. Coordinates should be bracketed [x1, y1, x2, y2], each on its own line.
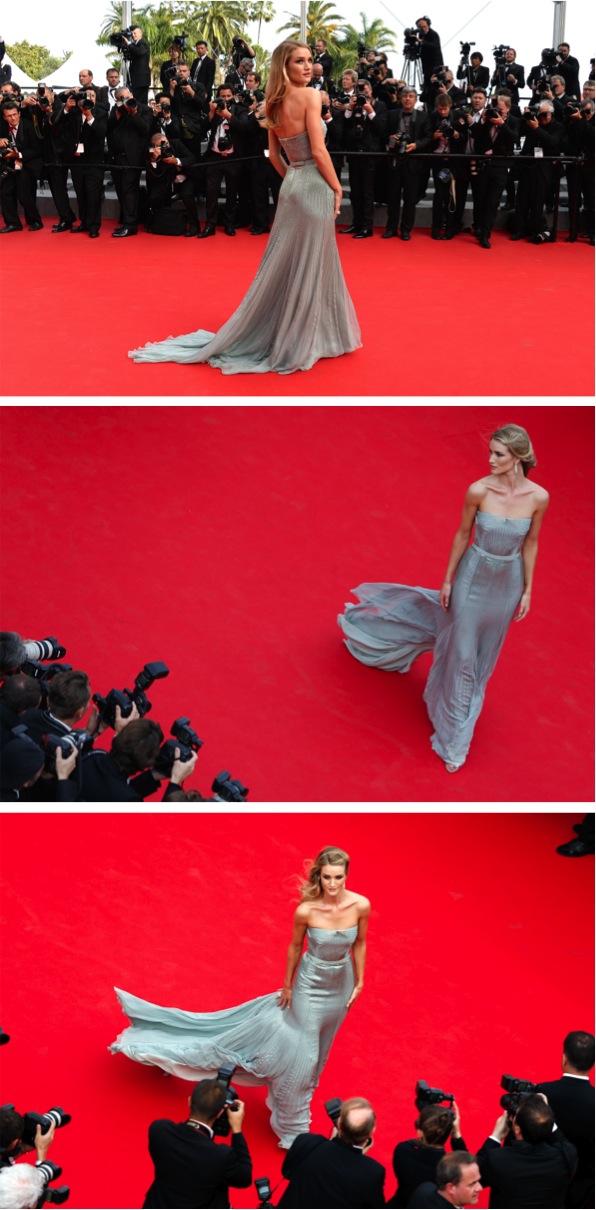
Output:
[42, 40, 116, 89]
[2, 52, 37, 88]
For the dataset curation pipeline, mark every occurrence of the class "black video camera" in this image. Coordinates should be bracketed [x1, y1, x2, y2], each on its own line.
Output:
[499, 1074, 539, 1116]
[212, 1064, 240, 1137]
[211, 771, 249, 802]
[493, 44, 510, 67]
[93, 661, 169, 730]
[154, 716, 203, 778]
[415, 1080, 455, 1111]
[172, 33, 188, 54]
[541, 48, 559, 70]
[109, 26, 135, 50]
[460, 41, 475, 58]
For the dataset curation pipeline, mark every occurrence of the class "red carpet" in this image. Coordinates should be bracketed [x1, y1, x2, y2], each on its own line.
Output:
[1, 221, 594, 397]
[0, 404, 593, 803]
[0, 813, 593, 1210]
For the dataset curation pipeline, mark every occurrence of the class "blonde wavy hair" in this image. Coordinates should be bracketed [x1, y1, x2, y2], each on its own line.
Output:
[491, 424, 537, 476]
[265, 39, 311, 129]
[298, 847, 350, 901]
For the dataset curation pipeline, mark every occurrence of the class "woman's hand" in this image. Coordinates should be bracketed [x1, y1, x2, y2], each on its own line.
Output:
[439, 581, 452, 611]
[277, 986, 292, 1010]
[514, 590, 531, 621]
[333, 187, 342, 218]
[346, 984, 363, 1010]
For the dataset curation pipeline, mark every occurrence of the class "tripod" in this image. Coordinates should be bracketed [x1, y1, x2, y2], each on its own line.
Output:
[400, 53, 424, 92]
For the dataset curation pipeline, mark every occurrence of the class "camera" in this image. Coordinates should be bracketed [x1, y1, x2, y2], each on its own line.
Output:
[212, 1064, 240, 1137]
[109, 26, 134, 50]
[415, 1080, 454, 1111]
[492, 44, 510, 67]
[485, 102, 500, 121]
[434, 68, 448, 85]
[154, 716, 203, 778]
[0, 1105, 72, 1155]
[460, 41, 475, 58]
[20, 660, 73, 709]
[541, 48, 559, 70]
[324, 1096, 343, 1126]
[216, 97, 228, 111]
[93, 660, 169, 730]
[255, 1176, 274, 1208]
[524, 104, 541, 118]
[211, 771, 249, 802]
[22, 638, 67, 664]
[499, 1074, 539, 1116]
[535, 76, 552, 93]
[389, 131, 409, 157]
[172, 33, 188, 54]
[438, 117, 454, 135]
[40, 730, 94, 773]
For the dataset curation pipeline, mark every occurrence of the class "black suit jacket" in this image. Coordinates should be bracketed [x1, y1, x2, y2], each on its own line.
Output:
[127, 38, 151, 89]
[278, 1134, 386, 1208]
[8, 117, 44, 175]
[457, 64, 490, 91]
[492, 62, 525, 103]
[75, 111, 108, 165]
[143, 1121, 252, 1209]
[537, 1076, 595, 1201]
[314, 51, 334, 79]
[557, 55, 581, 99]
[190, 55, 216, 99]
[343, 99, 387, 152]
[107, 102, 153, 163]
[406, 1185, 452, 1208]
[477, 1130, 577, 1209]
[386, 108, 432, 171]
[387, 1137, 468, 1208]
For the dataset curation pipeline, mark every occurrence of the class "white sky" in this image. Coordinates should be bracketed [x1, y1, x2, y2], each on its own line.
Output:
[2, 1, 592, 84]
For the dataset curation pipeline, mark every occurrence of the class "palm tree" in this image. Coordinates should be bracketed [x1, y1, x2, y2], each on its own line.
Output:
[277, 1, 345, 50]
[334, 14, 397, 79]
[247, 1, 276, 46]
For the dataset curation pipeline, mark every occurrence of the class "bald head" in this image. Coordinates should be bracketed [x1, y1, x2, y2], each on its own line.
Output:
[339, 1097, 376, 1146]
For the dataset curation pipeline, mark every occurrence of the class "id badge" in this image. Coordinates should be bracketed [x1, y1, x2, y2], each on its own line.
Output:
[76, 142, 84, 155]
[534, 146, 543, 158]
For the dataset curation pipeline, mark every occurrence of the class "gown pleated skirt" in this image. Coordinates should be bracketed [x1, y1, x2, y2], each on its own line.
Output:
[128, 131, 361, 375]
[338, 513, 531, 768]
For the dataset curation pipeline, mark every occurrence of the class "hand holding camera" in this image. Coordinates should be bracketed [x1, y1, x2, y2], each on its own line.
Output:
[35, 1120, 55, 1161]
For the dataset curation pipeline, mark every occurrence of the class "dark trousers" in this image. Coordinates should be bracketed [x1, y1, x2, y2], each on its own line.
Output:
[514, 164, 553, 236]
[45, 164, 76, 225]
[0, 165, 41, 227]
[132, 85, 149, 105]
[347, 153, 377, 231]
[71, 165, 104, 233]
[204, 154, 241, 226]
[386, 160, 419, 232]
[431, 163, 461, 235]
[250, 157, 281, 229]
[147, 176, 198, 229]
[235, 162, 252, 226]
[475, 166, 507, 238]
[112, 156, 142, 228]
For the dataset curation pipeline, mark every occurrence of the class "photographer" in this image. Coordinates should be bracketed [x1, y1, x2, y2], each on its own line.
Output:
[339, 77, 387, 238]
[388, 1102, 469, 1207]
[68, 88, 107, 239]
[556, 44, 581, 100]
[428, 69, 465, 111]
[199, 84, 246, 238]
[1, 731, 78, 802]
[0, 674, 41, 748]
[80, 715, 196, 801]
[169, 63, 208, 161]
[0, 1164, 46, 1207]
[278, 1097, 386, 1208]
[231, 37, 255, 71]
[150, 93, 181, 139]
[477, 1094, 577, 1208]
[246, 95, 280, 235]
[511, 100, 565, 243]
[107, 87, 152, 237]
[0, 99, 43, 234]
[121, 25, 151, 105]
[0, 1112, 60, 1207]
[537, 1031, 595, 1208]
[528, 48, 560, 98]
[382, 86, 431, 240]
[407, 1152, 482, 1208]
[145, 130, 200, 237]
[457, 51, 489, 96]
[469, 93, 516, 248]
[415, 17, 444, 101]
[160, 42, 184, 94]
[39, 86, 78, 232]
[143, 1080, 251, 1209]
[190, 41, 215, 101]
[21, 669, 95, 745]
[429, 93, 467, 239]
[491, 48, 524, 106]
[567, 98, 595, 244]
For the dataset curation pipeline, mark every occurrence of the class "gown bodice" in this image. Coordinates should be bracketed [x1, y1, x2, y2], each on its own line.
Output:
[278, 128, 316, 165]
[472, 510, 531, 558]
[305, 925, 358, 964]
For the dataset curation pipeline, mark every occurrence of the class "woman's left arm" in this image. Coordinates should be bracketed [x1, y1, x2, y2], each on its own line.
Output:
[515, 494, 549, 621]
[347, 899, 371, 1009]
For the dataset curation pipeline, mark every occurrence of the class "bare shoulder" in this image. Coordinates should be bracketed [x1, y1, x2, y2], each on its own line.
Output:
[352, 892, 371, 917]
[530, 481, 549, 509]
[466, 479, 489, 503]
[303, 87, 322, 110]
[294, 901, 311, 922]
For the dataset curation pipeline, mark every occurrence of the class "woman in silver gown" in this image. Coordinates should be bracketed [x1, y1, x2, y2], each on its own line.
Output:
[128, 41, 361, 374]
[110, 847, 370, 1148]
[338, 425, 549, 772]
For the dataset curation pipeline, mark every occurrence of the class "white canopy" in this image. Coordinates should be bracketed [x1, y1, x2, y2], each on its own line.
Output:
[42, 40, 116, 89]
[2, 52, 37, 87]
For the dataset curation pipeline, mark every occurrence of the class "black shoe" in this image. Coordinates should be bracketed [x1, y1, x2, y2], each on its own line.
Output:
[353, 228, 372, 238]
[556, 839, 595, 858]
[431, 230, 443, 240]
[250, 226, 269, 235]
[89, 231, 100, 238]
[224, 224, 236, 236]
[510, 231, 524, 241]
[71, 224, 89, 233]
[479, 236, 491, 249]
[0, 224, 22, 233]
[382, 228, 397, 239]
[112, 227, 137, 238]
[52, 221, 72, 233]
[198, 224, 216, 239]
[28, 222, 43, 231]
[185, 226, 199, 238]
[339, 225, 357, 234]
[400, 230, 411, 241]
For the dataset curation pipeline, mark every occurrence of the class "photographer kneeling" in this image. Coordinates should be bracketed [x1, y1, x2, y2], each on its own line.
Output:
[146, 131, 200, 236]
[80, 713, 196, 802]
[143, 1080, 251, 1209]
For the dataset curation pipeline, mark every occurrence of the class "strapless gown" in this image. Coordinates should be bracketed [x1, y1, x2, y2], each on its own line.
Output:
[338, 512, 531, 768]
[128, 129, 361, 374]
[109, 925, 356, 1148]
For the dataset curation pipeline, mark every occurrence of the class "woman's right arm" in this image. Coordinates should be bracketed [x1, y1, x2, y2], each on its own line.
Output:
[278, 907, 308, 1009]
[268, 128, 287, 180]
[440, 485, 484, 611]
[304, 89, 343, 216]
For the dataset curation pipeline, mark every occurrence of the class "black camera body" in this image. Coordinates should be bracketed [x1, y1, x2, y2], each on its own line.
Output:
[154, 716, 203, 778]
[255, 1176, 274, 1208]
[41, 730, 94, 772]
[20, 660, 73, 710]
[415, 1080, 455, 1111]
[211, 1064, 240, 1137]
[389, 131, 409, 156]
[93, 661, 169, 730]
[493, 44, 511, 67]
[499, 1074, 539, 1116]
[0, 1104, 72, 1153]
[324, 1096, 343, 1126]
[211, 771, 249, 802]
[109, 27, 135, 51]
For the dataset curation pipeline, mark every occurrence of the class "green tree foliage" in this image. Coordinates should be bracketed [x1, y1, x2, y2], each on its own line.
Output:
[333, 14, 397, 79]
[277, 1, 345, 50]
[6, 41, 70, 81]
